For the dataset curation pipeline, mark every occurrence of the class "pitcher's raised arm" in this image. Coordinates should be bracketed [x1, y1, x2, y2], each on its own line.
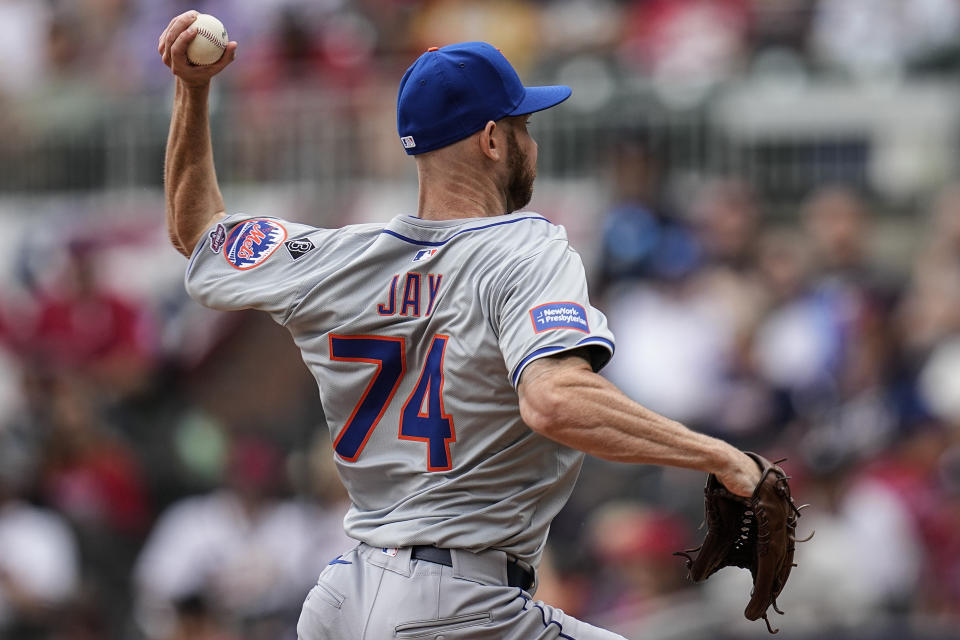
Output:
[158, 11, 238, 257]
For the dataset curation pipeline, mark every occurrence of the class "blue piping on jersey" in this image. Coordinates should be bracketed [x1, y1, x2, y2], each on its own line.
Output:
[511, 336, 616, 386]
[511, 346, 566, 385]
[516, 591, 576, 640]
[574, 336, 616, 354]
[381, 216, 550, 247]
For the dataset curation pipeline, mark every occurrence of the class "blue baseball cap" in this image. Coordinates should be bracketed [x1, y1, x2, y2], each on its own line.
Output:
[397, 42, 572, 155]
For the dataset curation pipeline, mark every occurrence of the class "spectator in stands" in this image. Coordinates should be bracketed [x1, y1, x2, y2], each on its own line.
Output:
[408, 0, 541, 74]
[805, 186, 900, 444]
[851, 421, 954, 614]
[0, 0, 50, 98]
[691, 179, 760, 271]
[689, 180, 783, 445]
[0, 236, 156, 402]
[602, 260, 730, 428]
[0, 445, 80, 639]
[898, 183, 960, 359]
[53, 592, 111, 640]
[596, 138, 698, 292]
[753, 187, 899, 453]
[810, 0, 960, 78]
[752, 227, 827, 393]
[896, 185, 960, 436]
[163, 594, 239, 640]
[37, 373, 150, 635]
[602, 177, 771, 434]
[39, 374, 150, 537]
[802, 186, 874, 283]
[133, 433, 354, 639]
[582, 502, 694, 630]
[619, 0, 749, 103]
[740, 228, 812, 437]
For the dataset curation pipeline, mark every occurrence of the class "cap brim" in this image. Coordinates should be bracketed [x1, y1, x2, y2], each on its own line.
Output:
[508, 85, 572, 116]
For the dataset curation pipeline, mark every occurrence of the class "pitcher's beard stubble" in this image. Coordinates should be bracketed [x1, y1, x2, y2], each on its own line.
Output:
[507, 131, 535, 212]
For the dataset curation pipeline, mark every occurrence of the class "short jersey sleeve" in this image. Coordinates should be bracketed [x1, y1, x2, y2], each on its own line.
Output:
[184, 213, 329, 324]
[495, 238, 615, 388]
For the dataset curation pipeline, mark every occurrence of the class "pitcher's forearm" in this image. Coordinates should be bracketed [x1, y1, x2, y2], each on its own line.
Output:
[535, 370, 732, 469]
[164, 80, 226, 257]
[519, 354, 762, 496]
[519, 356, 739, 469]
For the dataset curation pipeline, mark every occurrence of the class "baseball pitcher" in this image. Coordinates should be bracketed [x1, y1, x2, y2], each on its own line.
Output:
[159, 10, 786, 639]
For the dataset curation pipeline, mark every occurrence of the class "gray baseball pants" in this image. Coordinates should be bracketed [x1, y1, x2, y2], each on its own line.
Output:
[296, 543, 627, 639]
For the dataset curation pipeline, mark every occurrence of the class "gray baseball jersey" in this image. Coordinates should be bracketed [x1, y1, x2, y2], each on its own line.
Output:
[185, 211, 615, 569]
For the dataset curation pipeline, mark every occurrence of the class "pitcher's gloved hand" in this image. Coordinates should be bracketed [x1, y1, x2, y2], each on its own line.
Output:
[676, 452, 812, 634]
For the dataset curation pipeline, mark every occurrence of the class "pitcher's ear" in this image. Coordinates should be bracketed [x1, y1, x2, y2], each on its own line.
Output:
[478, 120, 500, 161]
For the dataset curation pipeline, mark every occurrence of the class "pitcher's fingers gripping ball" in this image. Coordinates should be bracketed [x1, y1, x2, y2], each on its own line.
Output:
[676, 452, 813, 634]
[157, 11, 237, 86]
[186, 13, 228, 66]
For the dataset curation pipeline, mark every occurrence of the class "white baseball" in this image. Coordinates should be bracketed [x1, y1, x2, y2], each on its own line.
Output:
[187, 14, 228, 66]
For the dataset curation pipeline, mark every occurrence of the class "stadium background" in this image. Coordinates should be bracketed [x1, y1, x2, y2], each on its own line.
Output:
[1, 0, 960, 638]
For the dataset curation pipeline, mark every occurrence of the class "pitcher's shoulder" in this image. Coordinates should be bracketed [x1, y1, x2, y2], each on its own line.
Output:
[464, 212, 568, 250]
[321, 221, 391, 251]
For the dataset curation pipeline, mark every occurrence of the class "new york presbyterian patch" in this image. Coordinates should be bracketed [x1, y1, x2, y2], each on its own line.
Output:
[530, 302, 590, 333]
[224, 219, 287, 270]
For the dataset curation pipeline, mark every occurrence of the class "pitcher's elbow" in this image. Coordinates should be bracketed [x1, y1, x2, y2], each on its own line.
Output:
[520, 386, 567, 437]
[167, 228, 190, 258]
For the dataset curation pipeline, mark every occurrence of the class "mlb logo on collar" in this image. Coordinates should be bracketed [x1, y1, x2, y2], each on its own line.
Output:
[413, 248, 438, 262]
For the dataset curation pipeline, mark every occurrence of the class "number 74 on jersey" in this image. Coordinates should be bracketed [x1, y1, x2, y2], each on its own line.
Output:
[329, 334, 455, 471]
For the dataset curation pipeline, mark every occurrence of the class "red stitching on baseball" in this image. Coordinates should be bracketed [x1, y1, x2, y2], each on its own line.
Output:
[190, 26, 226, 65]
[196, 28, 225, 49]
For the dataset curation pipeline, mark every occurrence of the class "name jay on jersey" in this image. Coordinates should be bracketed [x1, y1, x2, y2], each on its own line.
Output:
[378, 272, 444, 317]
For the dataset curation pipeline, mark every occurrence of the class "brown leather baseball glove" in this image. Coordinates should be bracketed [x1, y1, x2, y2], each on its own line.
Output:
[676, 452, 811, 634]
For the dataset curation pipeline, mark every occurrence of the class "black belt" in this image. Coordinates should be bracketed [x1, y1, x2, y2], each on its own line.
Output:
[411, 546, 534, 591]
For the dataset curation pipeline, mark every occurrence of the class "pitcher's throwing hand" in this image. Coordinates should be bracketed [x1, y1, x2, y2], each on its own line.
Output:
[158, 10, 237, 87]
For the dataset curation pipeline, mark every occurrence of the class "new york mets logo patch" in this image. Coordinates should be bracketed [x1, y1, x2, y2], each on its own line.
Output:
[224, 219, 287, 270]
[530, 302, 590, 333]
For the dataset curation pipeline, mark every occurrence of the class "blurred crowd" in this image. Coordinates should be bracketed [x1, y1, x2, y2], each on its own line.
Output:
[1, 1, 960, 640]
[3, 0, 960, 103]
[4, 0, 960, 196]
